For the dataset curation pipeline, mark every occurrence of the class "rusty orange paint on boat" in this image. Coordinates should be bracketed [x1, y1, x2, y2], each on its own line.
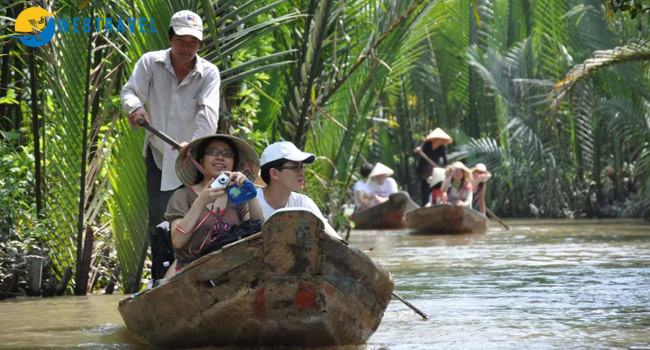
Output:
[253, 287, 266, 320]
[295, 282, 318, 309]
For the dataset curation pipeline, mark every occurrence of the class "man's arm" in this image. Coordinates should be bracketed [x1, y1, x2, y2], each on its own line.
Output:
[121, 55, 152, 128]
[192, 67, 220, 140]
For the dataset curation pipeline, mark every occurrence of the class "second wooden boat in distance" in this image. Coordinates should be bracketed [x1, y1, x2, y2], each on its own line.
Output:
[404, 204, 489, 234]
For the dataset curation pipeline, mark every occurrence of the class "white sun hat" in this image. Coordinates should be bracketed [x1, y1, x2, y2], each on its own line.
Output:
[260, 141, 315, 167]
[470, 163, 492, 181]
[427, 167, 446, 187]
[368, 162, 394, 178]
[170, 10, 203, 41]
[445, 161, 473, 182]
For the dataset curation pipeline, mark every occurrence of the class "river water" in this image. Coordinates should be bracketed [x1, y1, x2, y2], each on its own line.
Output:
[1, 220, 649, 350]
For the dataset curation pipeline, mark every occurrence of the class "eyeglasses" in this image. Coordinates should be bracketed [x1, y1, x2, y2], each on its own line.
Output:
[277, 165, 306, 172]
[205, 147, 234, 158]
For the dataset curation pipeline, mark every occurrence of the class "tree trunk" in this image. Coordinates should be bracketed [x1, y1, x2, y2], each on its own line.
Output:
[55, 267, 73, 296]
[74, 226, 94, 295]
[29, 47, 42, 215]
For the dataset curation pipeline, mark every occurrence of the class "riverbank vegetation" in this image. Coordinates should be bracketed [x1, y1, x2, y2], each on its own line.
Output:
[1, 0, 648, 297]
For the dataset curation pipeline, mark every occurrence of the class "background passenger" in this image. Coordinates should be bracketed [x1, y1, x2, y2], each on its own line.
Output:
[470, 163, 492, 215]
[353, 163, 375, 212]
[366, 162, 399, 204]
[426, 167, 447, 206]
[442, 161, 473, 207]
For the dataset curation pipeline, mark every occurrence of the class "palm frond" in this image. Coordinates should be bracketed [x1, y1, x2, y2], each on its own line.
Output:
[551, 41, 650, 110]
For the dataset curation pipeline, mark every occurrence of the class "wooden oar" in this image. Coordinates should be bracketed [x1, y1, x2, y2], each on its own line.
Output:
[392, 292, 428, 320]
[340, 236, 427, 320]
[415, 149, 510, 230]
[413, 147, 439, 167]
[136, 117, 180, 149]
[486, 208, 510, 230]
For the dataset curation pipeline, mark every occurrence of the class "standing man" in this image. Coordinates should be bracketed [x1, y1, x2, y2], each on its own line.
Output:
[121, 10, 220, 280]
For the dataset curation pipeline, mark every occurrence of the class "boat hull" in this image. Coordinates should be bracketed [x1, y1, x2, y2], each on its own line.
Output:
[118, 209, 394, 348]
[350, 192, 420, 229]
[405, 204, 488, 234]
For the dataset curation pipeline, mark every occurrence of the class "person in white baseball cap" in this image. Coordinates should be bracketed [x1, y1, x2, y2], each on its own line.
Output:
[256, 141, 341, 239]
[169, 10, 203, 41]
[120, 9, 221, 280]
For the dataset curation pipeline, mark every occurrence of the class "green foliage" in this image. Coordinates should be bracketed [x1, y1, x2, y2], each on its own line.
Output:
[0, 141, 48, 292]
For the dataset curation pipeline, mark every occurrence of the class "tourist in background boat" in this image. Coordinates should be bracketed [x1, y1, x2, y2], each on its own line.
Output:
[425, 167, 447, 206]
[164, 135, 264, 273]
[353, 163, 375, 212]
[441, 161, 473, 207]
[413, 128, 453, 205]
[256, 141, 341, 238]
[470, 163, 492, 215]
[367, 162, 399, 204]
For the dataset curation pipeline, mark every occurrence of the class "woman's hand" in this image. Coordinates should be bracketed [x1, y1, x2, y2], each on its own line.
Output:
[222, 171, 249, 187]
[195, 178, 227, 206]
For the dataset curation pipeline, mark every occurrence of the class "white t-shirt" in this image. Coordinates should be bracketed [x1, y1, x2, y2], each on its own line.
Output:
[367, 177, 398, 198]
[353, 179, 370, 207]
[256, 188, 326, 221]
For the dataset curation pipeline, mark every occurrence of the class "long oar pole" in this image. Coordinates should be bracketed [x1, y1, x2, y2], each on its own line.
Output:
[486, 208, 510, 230]
[415, 149, 510, 231]
[413, 147, 439, 167]
[392, 292, 428, 320]
[340, 239, 427, 320]
[136, 117, 180, 149]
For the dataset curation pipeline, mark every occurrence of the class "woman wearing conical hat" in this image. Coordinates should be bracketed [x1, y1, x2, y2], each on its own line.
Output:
[366, 162, 399, 205]
[470, 163, 492, 215]
[164, 134, 264, 274]
[413, 128, 452, 205]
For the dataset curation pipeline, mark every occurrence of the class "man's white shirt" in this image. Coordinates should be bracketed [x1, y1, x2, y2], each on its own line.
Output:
[121, 48, 220, 191]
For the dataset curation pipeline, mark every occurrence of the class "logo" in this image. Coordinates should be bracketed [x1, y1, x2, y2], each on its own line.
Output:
[10, 7, 57, 47]
[9, 6, 157, 47]
[186, 14, 197, 25]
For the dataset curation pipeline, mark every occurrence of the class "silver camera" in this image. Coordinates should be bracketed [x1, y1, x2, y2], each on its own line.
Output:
[210, 173, 230, 189]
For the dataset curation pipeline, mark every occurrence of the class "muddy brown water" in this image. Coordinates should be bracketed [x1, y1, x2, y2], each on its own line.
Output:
[1, 219, 649, 349]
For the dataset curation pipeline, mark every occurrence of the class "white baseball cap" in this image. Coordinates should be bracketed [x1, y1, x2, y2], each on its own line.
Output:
[260, 141, 315, 167]
[170, 10, 203, 41]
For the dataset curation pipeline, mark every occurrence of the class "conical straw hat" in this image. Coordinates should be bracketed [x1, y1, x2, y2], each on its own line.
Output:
[175, 134, 260, 187]
[368, 162, 394, 178]
[427, 167, 446, 187]
[424, 127, 453, 144]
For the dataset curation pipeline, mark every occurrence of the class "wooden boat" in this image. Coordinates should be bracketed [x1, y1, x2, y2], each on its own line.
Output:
[350, 192, 420, 229]
[118, 209, 394, 348]
[404, 204, 489, 234]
